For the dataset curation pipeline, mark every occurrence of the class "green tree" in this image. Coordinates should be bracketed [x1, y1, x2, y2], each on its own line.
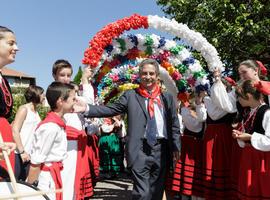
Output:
[9, 92, 26, 123]
[156, 0, 270, 69]
[73, 66, 83, 85]
[8, 87, 49, 123]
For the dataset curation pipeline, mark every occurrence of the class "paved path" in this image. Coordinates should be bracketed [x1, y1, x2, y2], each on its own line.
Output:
[91, 173, 172, 200]
[91, 173, 133, 200]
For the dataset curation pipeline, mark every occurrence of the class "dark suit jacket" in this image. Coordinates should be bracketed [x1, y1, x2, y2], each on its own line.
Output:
[86, 89, 181, 167]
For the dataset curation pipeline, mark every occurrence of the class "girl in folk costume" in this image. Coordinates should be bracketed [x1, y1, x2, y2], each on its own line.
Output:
[52, 60, 97, 199]
[0, 26, 19, 179]
[210, 60, 269, 198]
[236, 60, 269, 121]
[27, 82, 76, 200]
[112, 115, 127, 172]
[98, 116, 123, 178]
[172, 94, 206, 200]
[196, 73, 237, 199]
[233, 80, 270, 200]
[12, 85, 45, 181]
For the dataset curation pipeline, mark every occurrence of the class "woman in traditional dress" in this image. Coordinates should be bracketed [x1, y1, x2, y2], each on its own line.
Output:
[196, 76, 237, 199]
[0, 26, 19, 179]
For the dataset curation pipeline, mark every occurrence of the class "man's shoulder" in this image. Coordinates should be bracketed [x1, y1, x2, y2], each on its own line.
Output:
[161, 91, 173, 99]
[123, 89, 137, 96]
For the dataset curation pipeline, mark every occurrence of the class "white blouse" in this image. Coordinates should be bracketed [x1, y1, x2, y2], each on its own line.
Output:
[181, 107, 205, 133]
[250, 109, 270, 151]
[196, 96, 227, 120]
[80, 83, 95, 105]
[177, 114, 184, 134]
[16, 107, 41, 154]
[210, 80, 237, 113]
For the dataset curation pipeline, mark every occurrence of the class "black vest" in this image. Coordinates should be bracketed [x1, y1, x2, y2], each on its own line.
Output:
[249, 104, 269, 135]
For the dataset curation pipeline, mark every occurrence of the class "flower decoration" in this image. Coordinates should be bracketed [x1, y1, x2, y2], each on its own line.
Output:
[83, 14, 223, 72]
[93, 34, 211, 103]
[83, 14, 220, 102]
[83, 14, 148, 67]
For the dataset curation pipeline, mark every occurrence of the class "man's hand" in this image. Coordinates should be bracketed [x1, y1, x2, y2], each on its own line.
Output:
[73, 98, 87, 113]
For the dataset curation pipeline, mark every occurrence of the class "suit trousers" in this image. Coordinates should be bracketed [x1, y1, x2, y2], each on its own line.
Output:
[131, 139, 168, 200]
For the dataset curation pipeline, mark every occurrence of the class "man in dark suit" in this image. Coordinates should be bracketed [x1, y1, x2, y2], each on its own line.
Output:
[78, 58, 181, 200]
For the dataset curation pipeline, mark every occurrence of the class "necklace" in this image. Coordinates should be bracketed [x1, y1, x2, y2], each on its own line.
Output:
[238, 104, 262, 133]
[0, 78, 13, 115]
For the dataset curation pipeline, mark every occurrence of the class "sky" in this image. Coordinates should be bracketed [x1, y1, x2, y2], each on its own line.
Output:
[1, 0, 165, 89]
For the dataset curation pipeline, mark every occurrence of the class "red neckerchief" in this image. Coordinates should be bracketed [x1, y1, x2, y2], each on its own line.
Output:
[137, 84, 162, 118]
[36, 112, 65, 200]
[36, 112, 66, 130]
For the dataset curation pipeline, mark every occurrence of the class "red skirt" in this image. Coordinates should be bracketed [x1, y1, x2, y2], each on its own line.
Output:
[230, 139, 243, 199]
[87, 134, 100, 186]
[0, 117, 15, 179]
[201, 123, 233, 199]
[172, 133, 204, 197]
[237, 145, 270, 200]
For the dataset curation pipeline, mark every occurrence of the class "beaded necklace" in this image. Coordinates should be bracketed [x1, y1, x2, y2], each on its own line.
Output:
[238, 104, 263, 133]
[0, 75, 13, 115]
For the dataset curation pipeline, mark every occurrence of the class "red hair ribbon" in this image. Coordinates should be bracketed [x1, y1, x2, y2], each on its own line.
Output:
[254, 80, 270, 95]
[224, 77, 236, 86]
[256, 60, 267, 76]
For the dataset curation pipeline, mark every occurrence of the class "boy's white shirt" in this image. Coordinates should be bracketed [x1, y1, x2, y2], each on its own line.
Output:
[30, 122, 67, 164]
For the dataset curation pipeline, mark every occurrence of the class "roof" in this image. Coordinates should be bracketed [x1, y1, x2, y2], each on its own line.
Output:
[1, 67, 34, 78]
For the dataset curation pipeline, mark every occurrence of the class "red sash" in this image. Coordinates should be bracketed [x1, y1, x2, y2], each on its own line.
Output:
[66, 126, 93, 199]
[36, 112, 66, 200]
[41, 162, 63, 200]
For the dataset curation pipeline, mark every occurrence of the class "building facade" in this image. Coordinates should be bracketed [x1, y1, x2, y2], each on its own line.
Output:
[1, 67, 36, 87]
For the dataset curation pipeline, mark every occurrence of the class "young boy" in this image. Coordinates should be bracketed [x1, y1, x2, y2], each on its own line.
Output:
[52, 59, 97, 199]
[27, 81, 76, 200]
